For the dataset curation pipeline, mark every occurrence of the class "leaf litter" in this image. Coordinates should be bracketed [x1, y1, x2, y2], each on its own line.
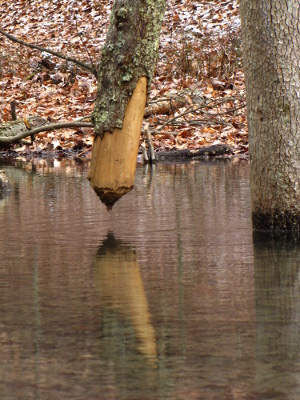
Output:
[0, 0, 247, 160]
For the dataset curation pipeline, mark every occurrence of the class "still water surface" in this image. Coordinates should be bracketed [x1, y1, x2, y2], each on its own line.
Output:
[0, 159, 299, 399]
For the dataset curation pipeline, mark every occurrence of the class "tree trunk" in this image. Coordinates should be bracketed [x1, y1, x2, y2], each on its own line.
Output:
[240, 1, 300, 233]
[88, 77, 147, 209]
[88, 0, 166, 209]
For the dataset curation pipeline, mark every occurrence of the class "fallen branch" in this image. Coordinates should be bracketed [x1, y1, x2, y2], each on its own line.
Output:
[145, 94, 246, 132]
[0, 28, 97, 75]
[0, 120, 93, 144]
[0, 116, 47, 139]
[188, 119, 231, 127]
[155, 104, 201, 131]
[74, 19, 97, 75]
[155, 144, 233, 160]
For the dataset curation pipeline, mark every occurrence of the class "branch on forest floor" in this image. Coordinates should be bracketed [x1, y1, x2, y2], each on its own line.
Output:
[0, 28, 97, 75]
[146, 95, 246, 133]
[73, 19, 97, 75]
[155, 144, 234, 160]
[0, 121, 94, 144]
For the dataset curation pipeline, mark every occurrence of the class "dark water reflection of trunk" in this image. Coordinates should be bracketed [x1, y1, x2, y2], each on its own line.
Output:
[0, 158, 299, 399]
[253, 237, 300, 400]
[95, 232, 157, 363]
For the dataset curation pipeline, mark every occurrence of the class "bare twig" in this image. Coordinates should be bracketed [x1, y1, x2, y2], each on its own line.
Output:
[148, 94, 245, 132]
[0, 28, 97, 75]
[143, 123, 155, 163]
[194, 104, 245, 117]
[75, 115, 92, 122]
[0, 121, 93, 144]
[156, 104, 200, 131]
[204, 96, 245, 108]
[140, 141, 149, 162]
[189, 118, 232, 127]
[74, 19, 97, 74]
[10, 100, 17, 120]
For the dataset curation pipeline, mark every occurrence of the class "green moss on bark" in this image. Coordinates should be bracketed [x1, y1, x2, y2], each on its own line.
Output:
[92, 0, 167, 137]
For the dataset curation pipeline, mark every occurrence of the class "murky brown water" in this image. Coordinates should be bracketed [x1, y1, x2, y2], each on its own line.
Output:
[0, 158, 299, 400]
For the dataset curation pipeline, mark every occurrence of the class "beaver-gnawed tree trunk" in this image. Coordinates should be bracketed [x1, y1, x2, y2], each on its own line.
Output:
[240, 0, 300, 234]
[88, 0, 166, 209]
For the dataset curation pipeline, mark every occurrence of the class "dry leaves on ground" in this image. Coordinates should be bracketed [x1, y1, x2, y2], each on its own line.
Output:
[0, 0, 247, 159]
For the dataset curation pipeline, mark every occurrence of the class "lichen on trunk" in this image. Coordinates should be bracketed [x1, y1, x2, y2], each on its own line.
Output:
[92, 0, 166, 137]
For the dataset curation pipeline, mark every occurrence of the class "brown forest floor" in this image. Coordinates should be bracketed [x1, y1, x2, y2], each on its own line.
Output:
[0, 0, 247, 160]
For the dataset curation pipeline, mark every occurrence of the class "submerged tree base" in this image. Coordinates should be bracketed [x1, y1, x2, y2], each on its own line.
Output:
[253, 209, 300, 235]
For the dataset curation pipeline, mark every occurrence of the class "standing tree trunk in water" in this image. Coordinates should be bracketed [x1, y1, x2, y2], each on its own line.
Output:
[240, 1, 300, 234]
[88, 0, 166, 209]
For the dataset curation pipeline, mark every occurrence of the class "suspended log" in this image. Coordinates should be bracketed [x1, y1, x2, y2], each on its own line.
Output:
[88, 77, 147, 210]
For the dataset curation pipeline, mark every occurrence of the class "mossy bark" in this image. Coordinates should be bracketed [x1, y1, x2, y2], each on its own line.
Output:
[92, 0, 166, 137]
[240, 0, 300, 234]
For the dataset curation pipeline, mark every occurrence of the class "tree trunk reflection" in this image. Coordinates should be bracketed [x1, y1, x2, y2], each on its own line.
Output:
[94, 232, 157, 363]
[254, 236, 300, 397]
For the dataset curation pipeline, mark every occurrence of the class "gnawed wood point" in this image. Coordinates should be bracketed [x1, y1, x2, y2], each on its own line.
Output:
[88, 77, 147, 210]
[93, 185, 133, 211]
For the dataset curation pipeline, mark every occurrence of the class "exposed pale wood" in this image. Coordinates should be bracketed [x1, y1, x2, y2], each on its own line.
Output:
[88, 77, 147, 209]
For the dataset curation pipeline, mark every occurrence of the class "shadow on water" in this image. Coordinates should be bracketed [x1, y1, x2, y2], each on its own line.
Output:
[252, 235, 300, 400]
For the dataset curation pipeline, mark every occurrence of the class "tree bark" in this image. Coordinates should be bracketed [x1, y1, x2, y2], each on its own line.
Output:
[240, 1, 300, 233]
[92, 0, 166, 136]
[89, 0, 166, 208]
